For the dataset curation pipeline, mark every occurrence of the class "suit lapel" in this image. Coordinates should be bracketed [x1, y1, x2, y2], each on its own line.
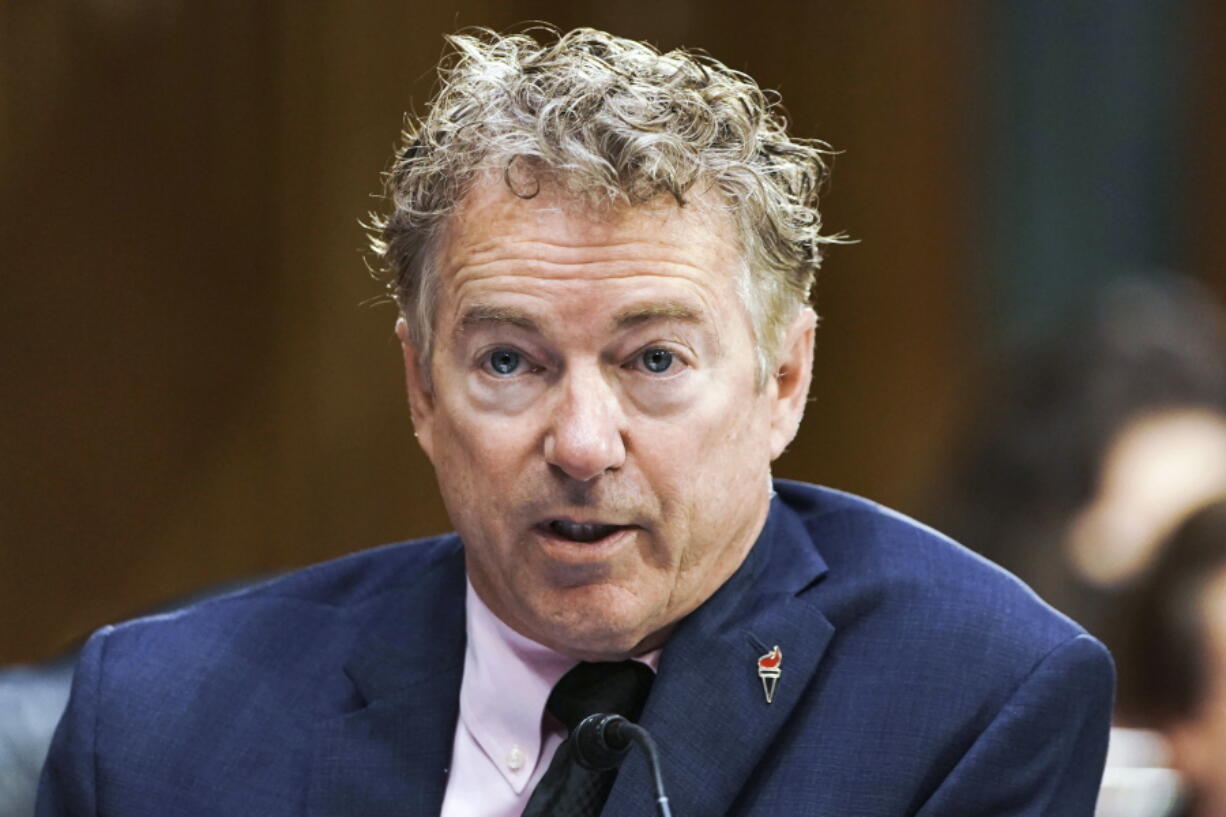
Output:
[306, 493, 834, 817]
[603, 498, 835, 817]
[308, 541, 468, 817]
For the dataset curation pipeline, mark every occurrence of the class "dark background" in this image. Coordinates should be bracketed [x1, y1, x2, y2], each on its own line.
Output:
[3, 1, 1223, 662]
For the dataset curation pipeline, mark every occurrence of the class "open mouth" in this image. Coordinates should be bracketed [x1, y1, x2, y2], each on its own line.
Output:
[544, 519, 629, 543]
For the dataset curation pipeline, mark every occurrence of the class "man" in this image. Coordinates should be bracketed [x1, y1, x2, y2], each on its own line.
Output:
[39, 27, 1113, 816]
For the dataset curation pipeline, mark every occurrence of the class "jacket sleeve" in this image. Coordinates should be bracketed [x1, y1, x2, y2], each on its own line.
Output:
[36, 627, 112, 817]
[915, 632, 1115, 817]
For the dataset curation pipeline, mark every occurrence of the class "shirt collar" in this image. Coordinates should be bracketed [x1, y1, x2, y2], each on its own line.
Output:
[461, 582, 575, 793]
[459, 581, 660, 794]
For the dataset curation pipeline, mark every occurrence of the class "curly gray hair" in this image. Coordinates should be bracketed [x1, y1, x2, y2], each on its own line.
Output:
[371, 26, 840, 384]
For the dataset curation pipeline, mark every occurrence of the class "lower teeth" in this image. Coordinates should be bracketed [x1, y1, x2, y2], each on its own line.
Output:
[551, 522, 617, 542]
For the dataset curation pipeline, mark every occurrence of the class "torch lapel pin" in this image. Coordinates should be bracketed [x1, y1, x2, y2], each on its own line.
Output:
[757, 646, 782, 704]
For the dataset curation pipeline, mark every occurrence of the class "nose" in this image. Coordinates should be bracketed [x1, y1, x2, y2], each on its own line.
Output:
[543, 368, 627, 483]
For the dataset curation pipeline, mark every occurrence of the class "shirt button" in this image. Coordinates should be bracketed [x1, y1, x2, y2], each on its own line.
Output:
[507, 745, 525, 772]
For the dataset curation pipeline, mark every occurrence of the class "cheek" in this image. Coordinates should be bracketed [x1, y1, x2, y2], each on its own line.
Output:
[685, 393, 771, 514]
[638, 385, 772, 516]
[683, 383, 771, 460]
[431, 400, 526, 503]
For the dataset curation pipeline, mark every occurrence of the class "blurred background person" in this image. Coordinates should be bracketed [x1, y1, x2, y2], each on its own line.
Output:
[932, 275, 1226, 641]
[1111, 500, 1226, 817]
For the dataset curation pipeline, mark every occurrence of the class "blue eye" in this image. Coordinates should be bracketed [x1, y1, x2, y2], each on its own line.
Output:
[641, 348, 674, 374]
[487, 348, 521, 375]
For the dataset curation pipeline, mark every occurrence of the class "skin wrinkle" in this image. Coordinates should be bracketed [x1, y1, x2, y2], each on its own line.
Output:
[441, 215, 736, 368]
[453, 229, 721, 267]
[445, 273, 731, 373]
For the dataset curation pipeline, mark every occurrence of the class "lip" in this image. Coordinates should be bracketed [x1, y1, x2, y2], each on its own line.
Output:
[532, 521, 639, 563]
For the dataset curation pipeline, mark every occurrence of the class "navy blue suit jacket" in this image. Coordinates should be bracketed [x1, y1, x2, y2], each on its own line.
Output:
[38, 482, 1114, 815]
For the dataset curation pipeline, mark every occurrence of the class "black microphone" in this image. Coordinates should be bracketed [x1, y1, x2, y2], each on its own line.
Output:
[572, 713, 673, 817]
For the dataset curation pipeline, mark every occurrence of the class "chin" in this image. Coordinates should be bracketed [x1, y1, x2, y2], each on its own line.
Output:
[548, 630, 653, 662]
[532, 590, 660, 660]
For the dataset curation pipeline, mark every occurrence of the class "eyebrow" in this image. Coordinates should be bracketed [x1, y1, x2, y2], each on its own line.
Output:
[459, 304, 539, 332]
[612, 302, 704, 329]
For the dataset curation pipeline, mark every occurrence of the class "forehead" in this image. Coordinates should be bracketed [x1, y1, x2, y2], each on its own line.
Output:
[434, 178, 744, 321]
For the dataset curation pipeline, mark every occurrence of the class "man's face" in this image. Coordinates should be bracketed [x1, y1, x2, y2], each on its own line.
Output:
[399, 178, 814, 660]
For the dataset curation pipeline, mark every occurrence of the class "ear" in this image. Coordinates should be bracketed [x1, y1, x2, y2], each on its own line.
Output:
[768, 307, 817, 461]
[396, 317, 436, 462]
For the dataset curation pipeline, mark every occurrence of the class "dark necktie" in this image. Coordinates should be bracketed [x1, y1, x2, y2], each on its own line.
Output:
[520, 660, 655, 817]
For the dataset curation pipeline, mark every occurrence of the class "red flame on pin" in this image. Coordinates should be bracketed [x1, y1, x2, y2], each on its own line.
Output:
[758, 646, 782, 670]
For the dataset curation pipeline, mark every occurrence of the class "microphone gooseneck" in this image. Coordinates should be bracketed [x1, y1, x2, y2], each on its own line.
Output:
[572, 713, 673, 817]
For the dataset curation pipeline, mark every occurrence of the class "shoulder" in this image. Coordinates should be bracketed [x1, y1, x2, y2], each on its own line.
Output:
[116, 532, 459, 630]
[81, 533, 463, 712]
[764, 482, 1113, 809]
[774, 479, 1106, 679]
[39, 535, 466, 815]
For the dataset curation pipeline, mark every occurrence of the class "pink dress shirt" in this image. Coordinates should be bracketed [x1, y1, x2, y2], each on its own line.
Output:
[439, 583, 658, 817]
